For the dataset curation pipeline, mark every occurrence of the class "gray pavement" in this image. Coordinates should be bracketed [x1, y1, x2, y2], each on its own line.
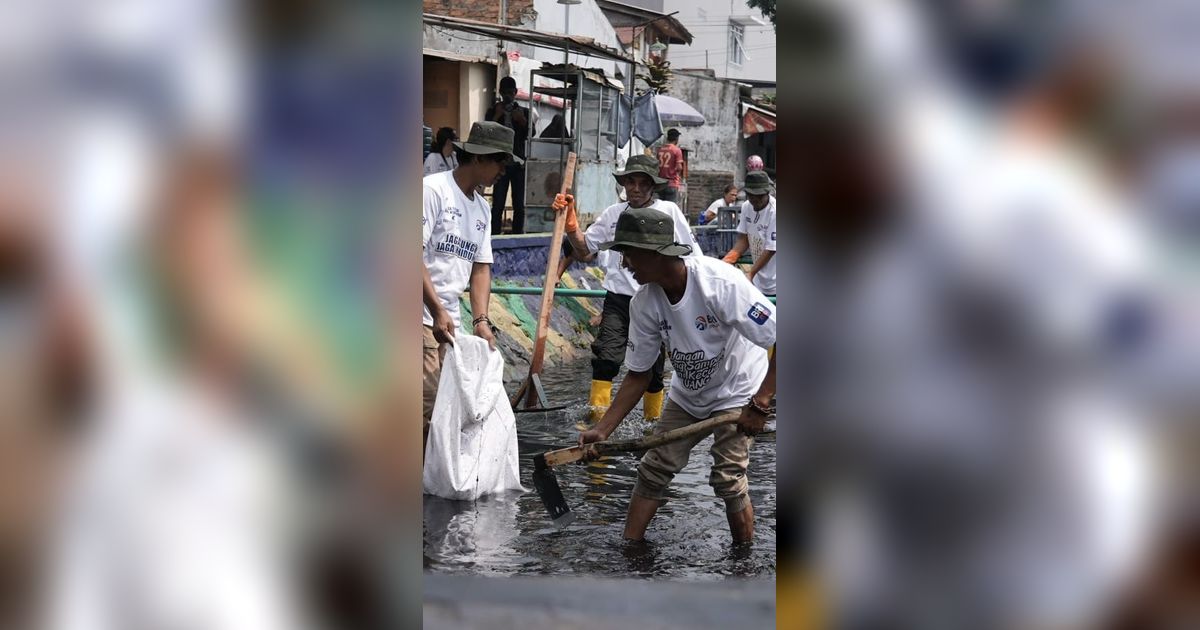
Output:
[424, 573, 776, 630]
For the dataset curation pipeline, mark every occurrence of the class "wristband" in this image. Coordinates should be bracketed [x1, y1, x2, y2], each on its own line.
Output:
[472, 315, 494, 330]
[746, 398, 772, 417]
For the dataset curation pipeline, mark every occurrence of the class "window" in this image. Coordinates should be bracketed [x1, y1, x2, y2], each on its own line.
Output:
[728, 22, 745, 67]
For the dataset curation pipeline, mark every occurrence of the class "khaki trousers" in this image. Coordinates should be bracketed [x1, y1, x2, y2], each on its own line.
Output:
[633, 400, 753, 513]
[422, 326, 449, 436]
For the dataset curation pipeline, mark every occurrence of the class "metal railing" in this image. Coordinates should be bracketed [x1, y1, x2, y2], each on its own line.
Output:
[486, 285, 776, 303]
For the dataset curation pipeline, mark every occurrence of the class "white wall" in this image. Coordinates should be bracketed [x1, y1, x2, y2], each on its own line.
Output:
[663, 0, 776, 82]
[669, 71, 742, 174]
[460, 63, 496, 132]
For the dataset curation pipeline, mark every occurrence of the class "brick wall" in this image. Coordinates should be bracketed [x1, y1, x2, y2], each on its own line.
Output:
[423, 0, 536, 26]
[685, 170, 737, 224]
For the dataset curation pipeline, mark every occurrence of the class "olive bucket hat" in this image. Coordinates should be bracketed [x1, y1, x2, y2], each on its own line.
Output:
[742, 170, 774, 195]
[612, 154, 667, 186]
[598, 206, 693, 257]
[453, 121, 524, 164]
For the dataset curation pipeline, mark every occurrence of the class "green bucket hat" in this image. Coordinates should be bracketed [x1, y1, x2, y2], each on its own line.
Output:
[453, 121, 524, 165]
[742, 170, 774, 195]
[612, 154, 667, 186]
[598, 206, 693, 257]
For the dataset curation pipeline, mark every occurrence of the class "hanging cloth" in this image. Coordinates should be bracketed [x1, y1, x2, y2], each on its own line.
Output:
[611, 90, 663, 148]
[632, 90, 663, 146]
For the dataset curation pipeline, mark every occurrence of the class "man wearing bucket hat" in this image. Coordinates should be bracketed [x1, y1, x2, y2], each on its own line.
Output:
[422, 121, 522, 448]
[573, 207, 777, 544]
[721, 170, 777, 297]
[552, 154, 702, 422]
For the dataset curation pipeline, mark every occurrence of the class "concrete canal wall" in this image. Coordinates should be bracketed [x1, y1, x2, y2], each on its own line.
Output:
[468, 229, 733, 383]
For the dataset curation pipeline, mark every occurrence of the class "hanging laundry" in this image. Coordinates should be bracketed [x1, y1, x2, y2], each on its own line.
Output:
[632, 90, 663, 146]
[611, 93, 632, 148]
[610, 90, 663, 148]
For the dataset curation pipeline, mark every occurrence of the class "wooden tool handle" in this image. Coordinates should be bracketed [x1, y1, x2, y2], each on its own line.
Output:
[524, 152, 577, 406]
[541, 414, 739, 468]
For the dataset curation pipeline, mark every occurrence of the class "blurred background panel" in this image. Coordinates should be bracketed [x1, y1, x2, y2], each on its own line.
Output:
[1, 0, 423, 628]
[776, 1, 1200, 628]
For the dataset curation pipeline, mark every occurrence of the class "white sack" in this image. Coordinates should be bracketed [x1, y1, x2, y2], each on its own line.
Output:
[423, 335, 525, 500]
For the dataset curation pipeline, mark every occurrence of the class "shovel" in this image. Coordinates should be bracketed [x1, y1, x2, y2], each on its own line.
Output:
[532, 415, 741, 526]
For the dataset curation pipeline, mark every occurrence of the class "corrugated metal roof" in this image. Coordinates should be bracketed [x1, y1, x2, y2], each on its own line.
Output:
[595, 1, 692, 45]
[422, 48, 498, 65]
[423, 13, 635, 66]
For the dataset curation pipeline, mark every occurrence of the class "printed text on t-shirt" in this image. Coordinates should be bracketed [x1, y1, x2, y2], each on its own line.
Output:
[669, 348, 724, 391]
[435, 233, 480, 261]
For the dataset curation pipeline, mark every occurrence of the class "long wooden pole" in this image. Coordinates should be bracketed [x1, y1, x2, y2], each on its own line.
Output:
[541, 415, 740, 467]
[521, 152, 577, 408]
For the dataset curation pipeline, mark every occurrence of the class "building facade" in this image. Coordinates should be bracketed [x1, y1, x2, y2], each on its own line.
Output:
[663, 0, 775, 83]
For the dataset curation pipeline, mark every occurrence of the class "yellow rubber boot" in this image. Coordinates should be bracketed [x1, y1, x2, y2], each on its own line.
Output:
[588, 379, 612, 422]
[642, 390, 664, 422]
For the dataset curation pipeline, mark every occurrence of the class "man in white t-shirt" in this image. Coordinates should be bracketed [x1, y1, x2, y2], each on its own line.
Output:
[721, 171, 777, 296]
[553, 154, 703, 422]
[422, 121, 520, 446]
[573, 207, 777, 543]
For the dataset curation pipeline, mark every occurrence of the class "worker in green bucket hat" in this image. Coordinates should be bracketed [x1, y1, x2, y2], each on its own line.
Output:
[552, 153, 702, 423]
[422, 120, 520, 450]
[573, 206, 778, 544]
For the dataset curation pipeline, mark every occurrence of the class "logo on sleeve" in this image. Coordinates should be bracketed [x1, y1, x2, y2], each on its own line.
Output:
[748, 302, 771, 325]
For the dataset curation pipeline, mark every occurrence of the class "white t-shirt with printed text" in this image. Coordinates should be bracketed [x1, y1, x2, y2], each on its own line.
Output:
[736, 196, 777, 295]
[583, 199, 703, 296]
[627, 256, 776, 417]
[422, 170, 493, 328]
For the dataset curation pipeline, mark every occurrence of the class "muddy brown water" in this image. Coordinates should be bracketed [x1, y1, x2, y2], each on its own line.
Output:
[423, 359, 776, 579]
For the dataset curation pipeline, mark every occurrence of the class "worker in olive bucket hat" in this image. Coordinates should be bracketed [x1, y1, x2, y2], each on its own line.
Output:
[721, 170, 776, 297]
[573, 206, 777, 543]
[553, 154, 703, 422]
[422, 121, 521, 450]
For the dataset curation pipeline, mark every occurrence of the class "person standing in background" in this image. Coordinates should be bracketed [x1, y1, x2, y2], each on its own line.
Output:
[485, 77, 529, 234]
[702, 184, 739, 225]
[423, 127, 459, 175]
[539, 113, 571, 139]
[656, 128, 684, 203]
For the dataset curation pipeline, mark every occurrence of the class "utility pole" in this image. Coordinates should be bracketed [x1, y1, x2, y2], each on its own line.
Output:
[563, 2, 571, 67]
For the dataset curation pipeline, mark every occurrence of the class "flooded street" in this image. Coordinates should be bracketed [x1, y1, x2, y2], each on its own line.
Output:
[423, 360, 776, 579]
